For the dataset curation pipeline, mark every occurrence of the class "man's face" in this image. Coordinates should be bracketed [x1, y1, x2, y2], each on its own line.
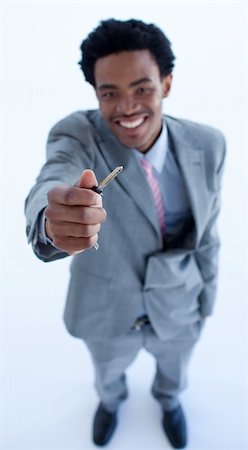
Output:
[94, 50, 172, 153]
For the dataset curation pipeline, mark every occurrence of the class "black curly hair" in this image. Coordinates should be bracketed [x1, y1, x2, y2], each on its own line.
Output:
[79, 18, 176, 86]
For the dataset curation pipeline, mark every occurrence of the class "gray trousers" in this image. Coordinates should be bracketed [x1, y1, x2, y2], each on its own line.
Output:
[85, 320, 204, 413]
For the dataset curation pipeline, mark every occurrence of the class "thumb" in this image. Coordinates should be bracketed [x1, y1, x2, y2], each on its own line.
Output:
[75, 169, 98, 189]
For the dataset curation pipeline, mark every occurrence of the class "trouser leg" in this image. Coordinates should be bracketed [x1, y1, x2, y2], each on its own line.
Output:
[144, 325, 198, 411]
[85, 331, 143, 412]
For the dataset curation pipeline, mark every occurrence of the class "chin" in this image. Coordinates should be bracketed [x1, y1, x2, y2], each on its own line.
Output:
[119, 137, 146, 150]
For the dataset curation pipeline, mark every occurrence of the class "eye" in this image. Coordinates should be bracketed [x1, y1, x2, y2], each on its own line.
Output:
[136, 87, 152, 95]
[101, 91, 118, 100]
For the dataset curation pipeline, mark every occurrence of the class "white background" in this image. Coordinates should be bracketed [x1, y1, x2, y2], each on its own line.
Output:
[1, 1, 248, 449]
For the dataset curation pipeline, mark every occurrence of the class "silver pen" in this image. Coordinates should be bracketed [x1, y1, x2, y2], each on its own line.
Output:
[91, 166, 124, 249]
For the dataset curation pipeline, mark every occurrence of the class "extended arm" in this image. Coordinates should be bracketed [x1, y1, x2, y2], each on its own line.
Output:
[25, 115, 106, 261]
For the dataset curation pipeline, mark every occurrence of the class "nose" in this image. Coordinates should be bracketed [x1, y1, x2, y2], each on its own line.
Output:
[116, 94, 138, 115]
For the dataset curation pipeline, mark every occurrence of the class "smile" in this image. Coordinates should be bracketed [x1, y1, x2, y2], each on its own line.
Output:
[116, 116, 147, 129]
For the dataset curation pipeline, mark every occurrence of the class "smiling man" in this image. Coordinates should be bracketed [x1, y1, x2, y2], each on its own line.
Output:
[25, 19, 226, 449]
[94, 50, 172, 152]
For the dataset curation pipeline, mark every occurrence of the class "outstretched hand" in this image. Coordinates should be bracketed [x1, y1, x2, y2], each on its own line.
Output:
[44, 170, 107, 255]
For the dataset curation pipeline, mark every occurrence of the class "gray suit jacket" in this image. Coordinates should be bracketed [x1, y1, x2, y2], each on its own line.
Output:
[25, 111, 226, 341]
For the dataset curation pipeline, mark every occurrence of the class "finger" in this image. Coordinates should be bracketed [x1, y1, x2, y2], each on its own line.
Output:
[45, 204, 107, 225]
[54, 235, 98, 254]
[75, 169, 98, 189]
[47, 185, 102, 207]
[49, 222, 101, 239]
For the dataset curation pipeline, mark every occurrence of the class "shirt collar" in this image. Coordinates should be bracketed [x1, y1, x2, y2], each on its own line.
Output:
[133, 117, 168, 173]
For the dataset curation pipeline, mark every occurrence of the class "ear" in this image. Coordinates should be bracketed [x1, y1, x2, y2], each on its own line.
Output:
[162, 74, 173, 98]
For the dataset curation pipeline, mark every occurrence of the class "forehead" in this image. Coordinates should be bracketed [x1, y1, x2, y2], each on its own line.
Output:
[94, 50, 161, 87]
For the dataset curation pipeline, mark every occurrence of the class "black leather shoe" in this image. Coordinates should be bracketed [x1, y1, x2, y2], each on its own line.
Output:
[162, 404, 187, 449]
[93, 402, 117, 446]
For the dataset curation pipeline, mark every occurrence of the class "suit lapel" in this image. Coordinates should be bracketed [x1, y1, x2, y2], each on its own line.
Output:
[89, 111, 161, 239]
[166, 116, 209, 243]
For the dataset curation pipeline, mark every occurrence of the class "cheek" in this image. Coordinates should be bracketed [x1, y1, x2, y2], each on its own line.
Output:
[99, 102, 114, 118]
[147, 93, 163, 109]
[98, 104, 108, 119]
[148, 99, 163, 118]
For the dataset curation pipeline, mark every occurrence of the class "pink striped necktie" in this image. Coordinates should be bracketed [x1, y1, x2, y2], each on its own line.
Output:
[140, 158, 166, 237]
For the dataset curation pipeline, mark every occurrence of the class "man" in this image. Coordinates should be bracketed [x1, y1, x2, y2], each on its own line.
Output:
[25, 19, 226, 448]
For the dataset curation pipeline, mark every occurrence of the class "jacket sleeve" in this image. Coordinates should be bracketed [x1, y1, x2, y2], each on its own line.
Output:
[195, 134, 226, 317]
[24, 114, 94, 262]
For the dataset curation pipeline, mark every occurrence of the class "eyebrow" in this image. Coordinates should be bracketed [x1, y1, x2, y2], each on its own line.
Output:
[97, 77, 153, 91]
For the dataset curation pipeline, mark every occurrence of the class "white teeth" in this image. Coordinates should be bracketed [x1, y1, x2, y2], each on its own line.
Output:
[119, 117, 144, 129]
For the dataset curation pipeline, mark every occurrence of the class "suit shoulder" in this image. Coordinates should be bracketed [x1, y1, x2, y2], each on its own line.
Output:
[45, 110, 101, 164]
[167, 114, 226, 140]
[166, 115, 225, 146]
[48, 110, 97, 141]
[166, 115, 226, 164]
